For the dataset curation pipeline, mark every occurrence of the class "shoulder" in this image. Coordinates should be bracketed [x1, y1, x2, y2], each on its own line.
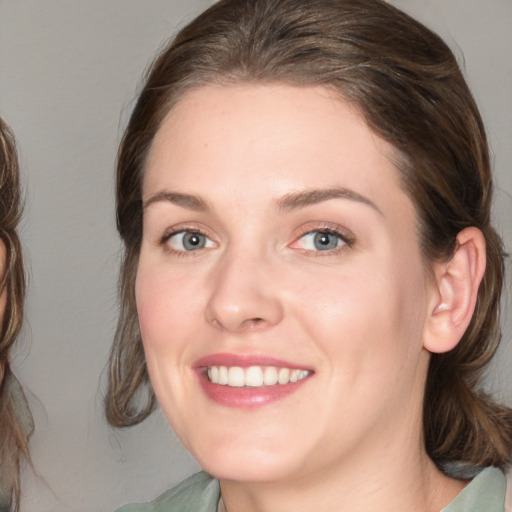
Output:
[115, 472, 220, 512]
[442, 467, 507, 512]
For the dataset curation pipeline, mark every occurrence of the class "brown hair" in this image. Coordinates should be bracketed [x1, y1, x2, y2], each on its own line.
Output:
[106, 0, 512, 469]
[0, 118, 31, 511]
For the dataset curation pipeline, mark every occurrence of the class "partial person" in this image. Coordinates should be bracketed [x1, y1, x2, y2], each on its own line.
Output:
[106, 0, 512, 510]
[0, 118, 33, 512]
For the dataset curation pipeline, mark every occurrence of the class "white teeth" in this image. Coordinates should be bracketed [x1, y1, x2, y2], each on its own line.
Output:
[245, 366, 264, 387]
[206, 365, 311, 387]
[228, 366, 245, 387]
[263, 367, 278, 386]
[209, 366, 219, 383]
[278, 368, 290, 384]
[218, 366, 228, 385]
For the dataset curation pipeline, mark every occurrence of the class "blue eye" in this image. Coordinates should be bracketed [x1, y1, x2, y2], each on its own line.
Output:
[166, 231, 214, 251]
[297, 230, 345, 251]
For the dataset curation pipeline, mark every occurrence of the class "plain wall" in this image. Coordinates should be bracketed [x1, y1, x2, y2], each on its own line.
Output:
[0, 1, 510, 511]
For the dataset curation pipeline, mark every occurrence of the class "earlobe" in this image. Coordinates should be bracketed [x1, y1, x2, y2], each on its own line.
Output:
[423, 227, 486, 354]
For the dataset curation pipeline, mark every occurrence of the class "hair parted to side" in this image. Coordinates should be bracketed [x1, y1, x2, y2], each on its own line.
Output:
[106, 0, 512, 469]
[0, 118, 30, 511]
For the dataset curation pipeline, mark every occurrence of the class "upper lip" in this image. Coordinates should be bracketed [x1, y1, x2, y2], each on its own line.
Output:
[194, 353, 312, 371]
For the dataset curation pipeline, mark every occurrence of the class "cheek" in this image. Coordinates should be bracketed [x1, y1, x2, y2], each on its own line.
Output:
[297, 281, 391, 372]
[135, 263, 201, 349]
[134, 263, 200, 419]
[136, 268, 180, 384]
[291, 258, 428, 369]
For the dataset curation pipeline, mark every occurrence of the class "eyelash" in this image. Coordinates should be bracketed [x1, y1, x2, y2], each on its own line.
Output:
[160, 224, 215, 256]
[158, 223, 355, 257]
[290, 224, 355, 256]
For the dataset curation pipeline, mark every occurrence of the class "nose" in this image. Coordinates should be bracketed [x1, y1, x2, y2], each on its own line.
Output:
[205, 251, 284, 333]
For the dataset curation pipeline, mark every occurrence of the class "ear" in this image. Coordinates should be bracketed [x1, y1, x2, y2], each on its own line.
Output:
[423, 227, 486, 354]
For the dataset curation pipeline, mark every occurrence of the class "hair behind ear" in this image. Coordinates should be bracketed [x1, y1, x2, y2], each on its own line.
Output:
[425, 358, 512, 469]
[424, 227, 512, 469]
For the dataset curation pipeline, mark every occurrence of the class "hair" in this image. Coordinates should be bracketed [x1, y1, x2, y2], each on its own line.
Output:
[0, 118, 31, 511]
[106, 0, 512, 469]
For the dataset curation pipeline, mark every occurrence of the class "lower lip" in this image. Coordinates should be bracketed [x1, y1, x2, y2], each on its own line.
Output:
[197, 372, 310, 409]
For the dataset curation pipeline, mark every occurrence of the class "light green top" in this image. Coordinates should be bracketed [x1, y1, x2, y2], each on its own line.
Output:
[0, 372, 34, 512]
[442, 467, 506, 512]
[115, 467, 506, 512]
[115, 472, 219, 512]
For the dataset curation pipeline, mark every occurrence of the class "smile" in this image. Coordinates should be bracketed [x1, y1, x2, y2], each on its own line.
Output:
[207, 366, 311, 387]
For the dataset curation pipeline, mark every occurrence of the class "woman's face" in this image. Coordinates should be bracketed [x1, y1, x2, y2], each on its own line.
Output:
[136, 84, 438, 483]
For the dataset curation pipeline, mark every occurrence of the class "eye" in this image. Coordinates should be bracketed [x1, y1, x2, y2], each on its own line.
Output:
[292, 228, 352, 254]
[165, 230, 214, 252]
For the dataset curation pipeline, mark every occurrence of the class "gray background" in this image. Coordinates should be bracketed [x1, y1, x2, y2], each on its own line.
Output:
[0, 1, 510, 511]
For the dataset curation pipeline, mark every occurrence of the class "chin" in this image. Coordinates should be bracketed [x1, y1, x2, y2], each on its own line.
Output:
[201, 458, 296, 484]
[189, 436, 304, 483]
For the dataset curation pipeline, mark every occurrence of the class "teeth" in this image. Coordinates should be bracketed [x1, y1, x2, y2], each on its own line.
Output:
[219, 366, 228, 385]
[263, 367, 278, 386]
[207, 365, 311, 387]
[209, 366, 219, 383]
[278, 368, 290, 384]
[228, 366, 245, 387]
[246, 366, 263, 387]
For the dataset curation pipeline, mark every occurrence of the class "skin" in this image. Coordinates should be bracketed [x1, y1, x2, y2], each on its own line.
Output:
[136, 84, 469, 512]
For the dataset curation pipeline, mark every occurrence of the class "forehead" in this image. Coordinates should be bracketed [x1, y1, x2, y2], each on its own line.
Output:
[144, 83, 411, 219]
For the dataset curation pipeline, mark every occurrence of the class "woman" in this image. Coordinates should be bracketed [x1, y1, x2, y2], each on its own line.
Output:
[0, 118, 33, 512]
[106, 0, 512, 510]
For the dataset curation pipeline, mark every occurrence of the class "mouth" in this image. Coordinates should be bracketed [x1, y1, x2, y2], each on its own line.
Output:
[194, 354, 313, 408]
[206, 365, 311, 387]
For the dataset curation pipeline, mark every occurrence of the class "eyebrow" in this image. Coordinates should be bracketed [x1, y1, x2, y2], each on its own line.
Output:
[143, 191, 211, 212]
[143, 186, 382, 215]
[276, 187, 383, 215]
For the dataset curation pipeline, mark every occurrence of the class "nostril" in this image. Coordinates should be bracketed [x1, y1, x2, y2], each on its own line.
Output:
[207, 315, 266, 331]
[210, 318, 223, 330]
[244, 318, 264, 329]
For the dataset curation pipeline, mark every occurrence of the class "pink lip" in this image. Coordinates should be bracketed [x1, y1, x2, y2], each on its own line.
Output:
[193, 353, 313, 409]
[194, 353, 310, 370]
